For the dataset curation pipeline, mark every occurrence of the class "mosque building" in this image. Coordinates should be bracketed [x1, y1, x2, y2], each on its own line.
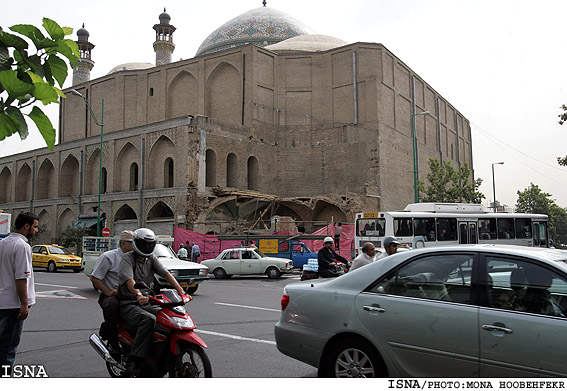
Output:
[0, 3, 473, 240]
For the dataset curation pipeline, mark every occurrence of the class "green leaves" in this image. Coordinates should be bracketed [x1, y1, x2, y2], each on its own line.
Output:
[0, 69, 33, 96]
[29, 106, 55, 149]
[516, 183, 567, 247]
[418, 158, 485, 203]
[0, 18, 76, 149]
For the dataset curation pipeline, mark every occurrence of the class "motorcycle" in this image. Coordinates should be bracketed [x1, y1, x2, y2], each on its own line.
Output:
[300, 261, 349, 281]
[89, 282, 212, 377]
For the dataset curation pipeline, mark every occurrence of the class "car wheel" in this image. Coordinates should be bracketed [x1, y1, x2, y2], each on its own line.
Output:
[213, 268, 227, 279]
[266, 266, 282, 279]
[319, 337, 385, 378]
[47, 261, 57, 273]
[185, 285, 198, 295]
[73, 269, 81, 273]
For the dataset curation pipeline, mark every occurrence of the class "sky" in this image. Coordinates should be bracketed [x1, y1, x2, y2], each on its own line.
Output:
[2, 0, 567, 210]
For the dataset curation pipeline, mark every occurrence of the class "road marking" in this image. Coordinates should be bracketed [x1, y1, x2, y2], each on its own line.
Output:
[35, 289, 87, 300]
[198, 329, 276, 345]
[215, 302, 280, 312]
[36, 282, 79, 289]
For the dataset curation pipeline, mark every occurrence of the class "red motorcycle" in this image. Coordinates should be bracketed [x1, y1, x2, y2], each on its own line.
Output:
[89, 284, 212, 377]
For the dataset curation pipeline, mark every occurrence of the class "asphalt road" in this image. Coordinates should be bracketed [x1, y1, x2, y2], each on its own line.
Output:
[15, 268, 317, 378]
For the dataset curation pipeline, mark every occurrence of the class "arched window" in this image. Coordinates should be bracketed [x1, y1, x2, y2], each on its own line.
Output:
[130, 163, 139, 191]
[101, 167, 108, 194]
[164, 158, 174, 188]
[227, 153, 238, 188]
[247, 156, 258, 191]
[206, 149, 216, 187]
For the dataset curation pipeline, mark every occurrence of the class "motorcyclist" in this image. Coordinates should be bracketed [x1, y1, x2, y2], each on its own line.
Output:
[90, 230, 133, 355]
[317, 236, 348, 278]
[117, 228, 190, 376]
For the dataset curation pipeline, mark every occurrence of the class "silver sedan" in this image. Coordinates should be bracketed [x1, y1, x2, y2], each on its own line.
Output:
[275, 245, 567, 377]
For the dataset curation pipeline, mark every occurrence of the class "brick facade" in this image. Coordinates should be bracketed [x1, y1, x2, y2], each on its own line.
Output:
[0, 41, 472, 240]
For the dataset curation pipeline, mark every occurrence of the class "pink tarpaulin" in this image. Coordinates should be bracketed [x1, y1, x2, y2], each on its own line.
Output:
[173, 223, 354, 260]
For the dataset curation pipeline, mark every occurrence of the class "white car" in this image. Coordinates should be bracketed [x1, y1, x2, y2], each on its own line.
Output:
[83, 243, 209, 294]
[202, 247, 292, 279]
[275, 245, 567, 377]
[153, 243, 209, 294]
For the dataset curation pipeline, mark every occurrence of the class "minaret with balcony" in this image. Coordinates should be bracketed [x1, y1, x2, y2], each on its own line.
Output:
[153, 9, 176, 66]
[72, 24, 95, 85]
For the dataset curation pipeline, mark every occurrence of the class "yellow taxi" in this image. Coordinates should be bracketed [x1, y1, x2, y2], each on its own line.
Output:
[32, 244, 83, 273]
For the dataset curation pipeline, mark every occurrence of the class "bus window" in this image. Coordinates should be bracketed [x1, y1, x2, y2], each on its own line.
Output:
[357, 218, 385, 237]
[414, 218, 436, 241]
[497, 218, 515, 239]
[515, 218, 532, 239]
[533, 222, 547, 247]
[478, 218, 496, 240]
[437, 218, 457, 241]
[394, 218, 413, 236]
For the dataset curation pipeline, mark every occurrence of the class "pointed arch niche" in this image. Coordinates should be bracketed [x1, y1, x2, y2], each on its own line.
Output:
[207, 62, 241, 124]
[167, 71, 199, 118]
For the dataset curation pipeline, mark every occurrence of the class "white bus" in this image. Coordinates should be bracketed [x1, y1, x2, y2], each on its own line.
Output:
[355, 203, 549, 254]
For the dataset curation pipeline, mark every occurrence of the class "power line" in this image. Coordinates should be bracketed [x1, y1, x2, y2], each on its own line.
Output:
[471, 122, 567, 188]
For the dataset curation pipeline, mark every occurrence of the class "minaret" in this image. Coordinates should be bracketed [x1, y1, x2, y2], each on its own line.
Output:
[153, 8, 176, 66]
[72, 24, 95, 85]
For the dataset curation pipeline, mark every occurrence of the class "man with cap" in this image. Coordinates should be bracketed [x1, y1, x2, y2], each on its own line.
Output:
[376, 236, 400, 260]
[317, 236, 348, 278]
[90, 230, 133, 354]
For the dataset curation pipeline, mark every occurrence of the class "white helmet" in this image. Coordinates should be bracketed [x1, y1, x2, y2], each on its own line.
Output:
[323, 236, 334, 244]
[132, 228, 157, 257]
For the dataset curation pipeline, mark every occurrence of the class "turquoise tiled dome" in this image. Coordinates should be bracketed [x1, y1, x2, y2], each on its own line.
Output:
[196, 6, 314, 56]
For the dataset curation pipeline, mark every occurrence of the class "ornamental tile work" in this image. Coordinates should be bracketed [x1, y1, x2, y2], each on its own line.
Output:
[196, 7, 314, 56]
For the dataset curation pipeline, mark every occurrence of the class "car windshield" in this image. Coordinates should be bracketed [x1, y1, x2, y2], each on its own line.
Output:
[154, 244, 176, 258]
[48, 246, 71, 255]
[253, 248, 265, 258]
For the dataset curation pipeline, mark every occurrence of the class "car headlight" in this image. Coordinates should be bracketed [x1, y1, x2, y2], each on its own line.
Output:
[199, 268, 208, 276]
[169, 270, 179, 277]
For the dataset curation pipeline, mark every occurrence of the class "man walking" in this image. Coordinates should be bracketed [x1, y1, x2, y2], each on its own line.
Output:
[191, 242, 201, 263]
[90, 230, 133, 354]
[350, 242, 377, 271]
[0, 212, 38, 375]
[177, 243, 188, 260]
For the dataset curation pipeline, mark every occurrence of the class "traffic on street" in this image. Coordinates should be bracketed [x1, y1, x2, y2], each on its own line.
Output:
[15, 268, 316, 378]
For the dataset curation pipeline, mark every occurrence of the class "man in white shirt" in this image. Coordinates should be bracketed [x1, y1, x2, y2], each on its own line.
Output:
[90, 230, 133, 354]
[0, 212, 38, 375]
[177, 243, 188, 260]
[376, 236, 400, 261]
[350, 242, 377, 271]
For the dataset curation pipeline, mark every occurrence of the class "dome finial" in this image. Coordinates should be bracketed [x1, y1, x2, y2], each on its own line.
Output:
[263, 1, 267, 7]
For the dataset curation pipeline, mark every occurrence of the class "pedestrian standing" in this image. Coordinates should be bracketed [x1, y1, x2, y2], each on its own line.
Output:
[191, 242, 201, 263]
[334, 222, 342, 249]
[0, 212, 39, 375]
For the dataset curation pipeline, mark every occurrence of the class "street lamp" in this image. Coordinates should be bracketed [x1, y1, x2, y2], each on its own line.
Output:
[71, 90, 104, 237]
[412, 111, 430, 203]
[491, 161, 504, 212]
